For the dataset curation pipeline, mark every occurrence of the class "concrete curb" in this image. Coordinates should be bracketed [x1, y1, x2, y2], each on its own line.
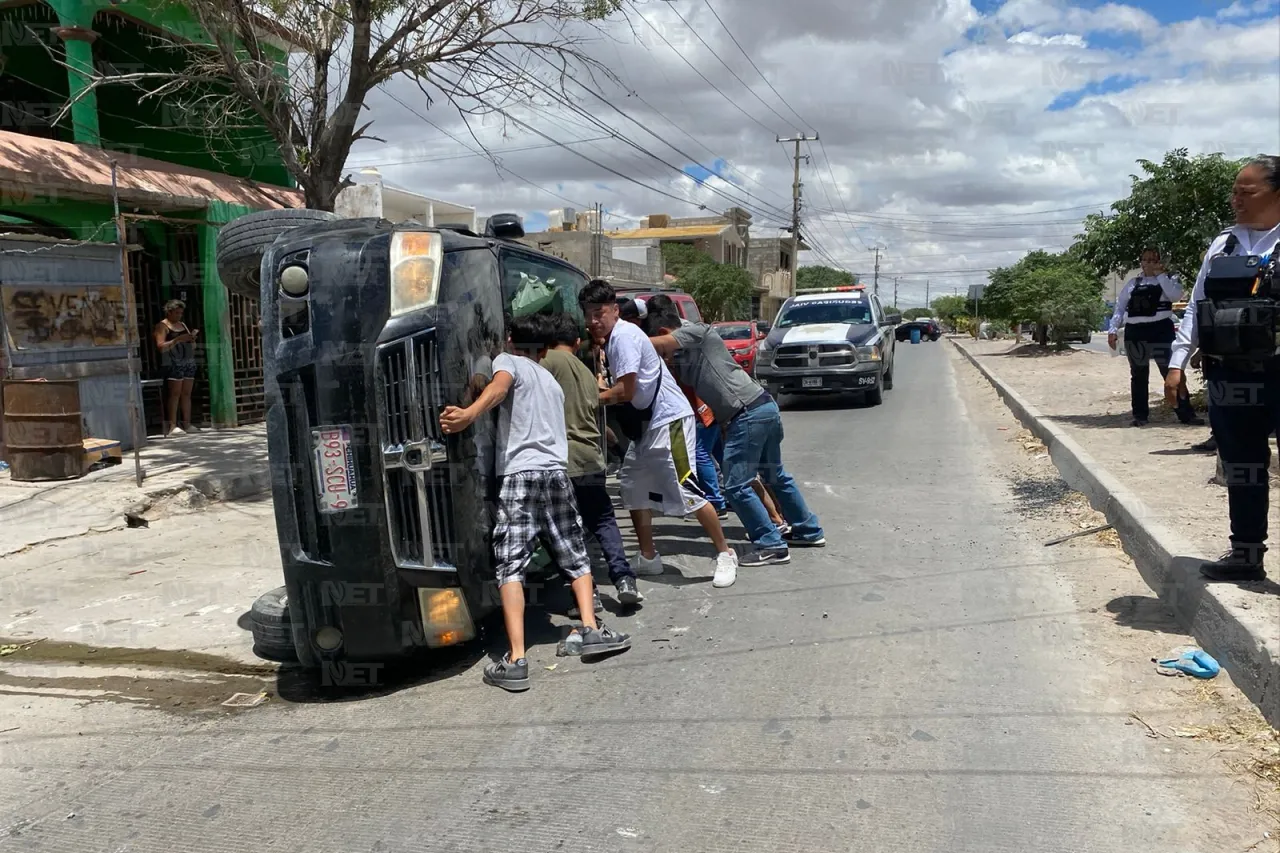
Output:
[951, 337, 1280, 727]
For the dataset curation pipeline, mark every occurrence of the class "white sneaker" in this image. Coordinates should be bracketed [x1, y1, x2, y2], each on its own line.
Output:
[183, 423, 201, 433]
[712, 550, 738, 588]
[166, 427, 187, 438]
[633, 553, 665, 576]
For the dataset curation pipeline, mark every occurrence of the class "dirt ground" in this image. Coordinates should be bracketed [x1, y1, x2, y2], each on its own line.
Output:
[952, 344, 1280, 850]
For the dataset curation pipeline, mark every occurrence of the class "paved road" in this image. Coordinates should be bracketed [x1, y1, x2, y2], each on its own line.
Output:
[0, 341, 1246, 852]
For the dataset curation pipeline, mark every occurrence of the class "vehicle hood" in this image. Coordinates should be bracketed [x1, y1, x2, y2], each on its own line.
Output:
[766, 323, 880, 348]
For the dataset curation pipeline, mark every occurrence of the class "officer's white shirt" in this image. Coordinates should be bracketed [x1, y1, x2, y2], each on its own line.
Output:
[1108, 274, 1182, 333]
[1171, 223, 1280, 370]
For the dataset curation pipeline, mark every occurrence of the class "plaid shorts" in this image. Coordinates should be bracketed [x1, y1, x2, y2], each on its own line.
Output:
[492, 469, 592, 587]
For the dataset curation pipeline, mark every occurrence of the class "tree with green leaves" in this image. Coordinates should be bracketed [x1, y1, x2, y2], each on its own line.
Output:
[662, 242, 714, 279]
[984, 250, 1104, 347]
[1072, 149, 1247, 283]
[902, 308, 932, 320]
[930, 294, 967, 329]
[681, 262, 754, 323]
[73, 0, 624, 210]
[796, 265, 858, 290]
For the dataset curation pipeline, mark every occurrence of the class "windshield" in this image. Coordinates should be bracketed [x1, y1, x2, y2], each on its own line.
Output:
[776, 299, 873, 328]
[716, 324, 753, 341]
[500, 251, 587, 325]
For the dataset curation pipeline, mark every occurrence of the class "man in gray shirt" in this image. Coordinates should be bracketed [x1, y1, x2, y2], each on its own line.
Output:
[643, 295, 825, 567]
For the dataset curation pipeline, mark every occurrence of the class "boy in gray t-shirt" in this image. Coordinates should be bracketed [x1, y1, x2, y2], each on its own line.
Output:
[440, 315, 630, 691]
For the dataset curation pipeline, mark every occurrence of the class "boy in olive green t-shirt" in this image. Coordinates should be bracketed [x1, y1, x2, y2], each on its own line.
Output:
[540, 314, 643, 608]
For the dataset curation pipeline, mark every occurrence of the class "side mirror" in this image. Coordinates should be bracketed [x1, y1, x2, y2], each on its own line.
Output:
[885, 313, 902, 326]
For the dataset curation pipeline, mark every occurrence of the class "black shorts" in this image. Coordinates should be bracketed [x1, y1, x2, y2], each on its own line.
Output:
[164, 362, 198, 380]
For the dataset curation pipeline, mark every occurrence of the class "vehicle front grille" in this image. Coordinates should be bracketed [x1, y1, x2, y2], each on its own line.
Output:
[377, 329, 456, 570]
[773, 343, 856, 369]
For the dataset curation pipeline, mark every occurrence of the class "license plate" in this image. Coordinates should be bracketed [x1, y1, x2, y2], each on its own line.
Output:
[857, 375, 877, 386]
[313, 426, 358, 513]
[802, 377, 823, 389]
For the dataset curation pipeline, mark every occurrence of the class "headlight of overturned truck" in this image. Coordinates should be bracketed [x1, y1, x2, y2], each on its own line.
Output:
[389, 232, 444, 317]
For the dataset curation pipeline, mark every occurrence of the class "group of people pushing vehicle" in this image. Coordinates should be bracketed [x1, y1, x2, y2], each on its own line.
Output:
[439, 279, 825, 691]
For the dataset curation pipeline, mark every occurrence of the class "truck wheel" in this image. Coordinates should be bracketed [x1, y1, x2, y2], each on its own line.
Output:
[249, 587, 298, 662]
[865, 384, 884, 406]
[216, 209, 336, 299]
[883, 368, 894, 391]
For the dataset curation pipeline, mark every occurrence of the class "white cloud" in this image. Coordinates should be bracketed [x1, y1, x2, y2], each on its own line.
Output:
[343, 0, 1280, 307]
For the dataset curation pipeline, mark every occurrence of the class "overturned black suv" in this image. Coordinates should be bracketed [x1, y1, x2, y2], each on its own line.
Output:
[217, 210, 592, 670]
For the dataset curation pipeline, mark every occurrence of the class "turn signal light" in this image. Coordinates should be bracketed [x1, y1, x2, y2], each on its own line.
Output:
[417, 588, 476, 649]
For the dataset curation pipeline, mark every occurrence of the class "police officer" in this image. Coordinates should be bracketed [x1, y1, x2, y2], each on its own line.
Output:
[1166, 155, 1280, 582]
[1108, 247, 1202, 426]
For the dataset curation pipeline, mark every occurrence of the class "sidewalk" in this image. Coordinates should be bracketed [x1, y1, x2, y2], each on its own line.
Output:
[952, 337, 1280, 726]
[0, 424, 269, 556]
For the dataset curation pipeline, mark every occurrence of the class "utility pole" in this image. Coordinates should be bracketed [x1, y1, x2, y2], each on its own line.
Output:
[777, 132, 817, 296]
[893, 276, 899, 308]
[925, 279, 930, 310]
[873, 247, 881, 296]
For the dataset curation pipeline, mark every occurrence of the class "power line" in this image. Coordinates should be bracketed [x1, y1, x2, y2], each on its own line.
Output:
[660, 0, 792, 133]
[378, 87, 592, 211]
[701, 0, 810, 131]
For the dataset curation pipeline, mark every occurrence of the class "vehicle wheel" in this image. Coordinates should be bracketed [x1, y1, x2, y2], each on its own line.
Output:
[883, 368, 894, 391]
[865, 384, 884, 406]
[250, 586, 298, 662]
[216, 209, 337, 299]
[1081, 332, 1092, 344]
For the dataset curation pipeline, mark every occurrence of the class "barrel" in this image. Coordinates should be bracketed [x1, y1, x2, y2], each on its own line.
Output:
[910, 328, 922, 344]
[1, 380, 84, 481]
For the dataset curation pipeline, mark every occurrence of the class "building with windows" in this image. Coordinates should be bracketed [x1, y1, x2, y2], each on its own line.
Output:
[0, 0, 301, 441]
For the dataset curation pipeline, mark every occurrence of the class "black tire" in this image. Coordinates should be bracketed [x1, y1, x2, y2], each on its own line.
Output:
[216, 209, 336, 299]
[1081, 332, 1092, 344]
[250, 586, 297, 662]
[883, 367, 894, 391]
[865, 384, 884, 406]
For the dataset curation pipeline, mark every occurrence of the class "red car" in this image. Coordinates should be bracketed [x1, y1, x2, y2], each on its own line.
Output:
[713, 320, 765, 377]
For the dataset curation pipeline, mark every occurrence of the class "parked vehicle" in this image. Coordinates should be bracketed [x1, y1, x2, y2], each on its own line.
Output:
[614, 286, 703, 322]
[712, 320, 764, 376]
[217, 210, 594, 670]
[894, 317, 940, 342]
[755, 286, 900, 406]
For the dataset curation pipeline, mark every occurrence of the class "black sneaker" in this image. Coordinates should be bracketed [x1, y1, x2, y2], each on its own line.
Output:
[580, 622, 632, 658]
[1180, 415, 1206, 426]
[615, 575, 645, 605]
[1132, 418, 1148, 427]
[483, 654, 530, 691]
[568, 589, 604, 618]
[1200, 549, 1267, 583]
[739, 548, 791, 567]
[782, 529, 826, 547]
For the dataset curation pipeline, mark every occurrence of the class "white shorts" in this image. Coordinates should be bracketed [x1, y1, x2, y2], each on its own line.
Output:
[619, 415, 708, 517]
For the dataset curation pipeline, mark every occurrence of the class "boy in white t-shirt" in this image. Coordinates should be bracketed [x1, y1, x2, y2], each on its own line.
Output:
[580, 281, 739, 587]
[440, 314, 631, 691]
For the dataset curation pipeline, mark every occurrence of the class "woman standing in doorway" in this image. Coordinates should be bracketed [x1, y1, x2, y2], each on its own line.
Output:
[153, 299, 200, 437]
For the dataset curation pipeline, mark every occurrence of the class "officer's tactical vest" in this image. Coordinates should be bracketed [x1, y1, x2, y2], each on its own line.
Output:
[1127, 279, 1171, 318]
[1198, 232, 1280, 369]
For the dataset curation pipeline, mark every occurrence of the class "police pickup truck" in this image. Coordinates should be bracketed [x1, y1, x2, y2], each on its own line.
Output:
[756, 286, 901, 406]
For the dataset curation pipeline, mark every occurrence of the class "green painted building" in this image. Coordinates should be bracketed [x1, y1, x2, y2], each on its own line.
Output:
[0, 0, 300, 429]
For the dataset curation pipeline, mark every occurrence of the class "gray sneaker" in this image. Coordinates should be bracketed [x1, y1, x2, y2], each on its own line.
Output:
[482, 654, 530, 691]
[615, 575, 645, 605]
[580, 622, 632, 658]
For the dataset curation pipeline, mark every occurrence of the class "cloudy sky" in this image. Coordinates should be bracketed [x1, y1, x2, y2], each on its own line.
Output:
[344, 0, 1280, 308]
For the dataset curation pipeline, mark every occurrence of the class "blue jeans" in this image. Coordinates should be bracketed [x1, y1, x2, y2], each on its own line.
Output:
[722, 399, 823, 550]
[695, 423, 726, 509]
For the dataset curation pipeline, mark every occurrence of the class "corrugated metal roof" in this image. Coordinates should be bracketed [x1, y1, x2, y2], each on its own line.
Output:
[607, 224, 730, 239]
[0, 130, 304, 211]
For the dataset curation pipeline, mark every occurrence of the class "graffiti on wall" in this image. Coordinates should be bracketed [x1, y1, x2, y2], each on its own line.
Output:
[2, 285, 128, 350]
